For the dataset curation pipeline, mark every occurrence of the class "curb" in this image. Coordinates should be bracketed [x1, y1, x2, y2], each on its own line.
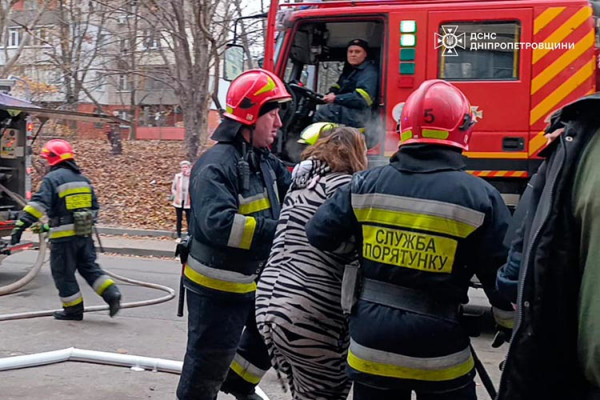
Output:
[25, 240, 176, 259]
[96, 226, 176, 238]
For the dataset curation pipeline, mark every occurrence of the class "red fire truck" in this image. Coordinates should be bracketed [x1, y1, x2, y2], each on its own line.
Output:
[227, 0, 599, 205]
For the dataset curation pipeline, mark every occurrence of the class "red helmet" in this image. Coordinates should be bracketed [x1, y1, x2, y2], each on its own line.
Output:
[224, 69, 291, 126]
[41, 139, 74, 166]
[399, 80, 475, 150]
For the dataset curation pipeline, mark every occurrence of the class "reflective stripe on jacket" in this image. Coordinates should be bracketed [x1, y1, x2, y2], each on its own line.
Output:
[185, 140, 290, 296]
[306, 145, 513, 391]
[19, 162, 99, 242]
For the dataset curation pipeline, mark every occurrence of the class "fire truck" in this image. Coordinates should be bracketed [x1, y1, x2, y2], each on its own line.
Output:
[0, 90, 124, 258]
[226, 0, 600, 206]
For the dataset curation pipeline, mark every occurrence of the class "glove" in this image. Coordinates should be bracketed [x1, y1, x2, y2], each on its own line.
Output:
[10, 226, 24, 245]
[31, 223, 50, 234]
[491, 306, 515, 348]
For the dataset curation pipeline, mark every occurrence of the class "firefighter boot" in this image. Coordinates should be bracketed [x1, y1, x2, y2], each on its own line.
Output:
[220, 379, 263, 400]
[53, 302, 84, 321]
[101, 285, 121, 317]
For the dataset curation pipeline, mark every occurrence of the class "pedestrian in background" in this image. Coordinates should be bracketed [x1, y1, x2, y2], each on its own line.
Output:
[171, 160, 191, 242]
[496, 94, 600, 400]
[256, 126, 367, 399]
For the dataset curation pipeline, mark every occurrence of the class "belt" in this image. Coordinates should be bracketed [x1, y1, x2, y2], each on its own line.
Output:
[49, 215, 74, 227]
[190, 238, 263, 272]
[359, 278, 460, 322]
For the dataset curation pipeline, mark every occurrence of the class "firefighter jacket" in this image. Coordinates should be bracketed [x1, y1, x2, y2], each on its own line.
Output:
[314, 60, 378, 129]
[496, 94, 600, 400]
[184, 135, 291, 299]
[306, 145, 513, 392]
[19, 161, 99, 243]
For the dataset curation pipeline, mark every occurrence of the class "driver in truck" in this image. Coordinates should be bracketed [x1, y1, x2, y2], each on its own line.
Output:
[313, 38, 378, 130]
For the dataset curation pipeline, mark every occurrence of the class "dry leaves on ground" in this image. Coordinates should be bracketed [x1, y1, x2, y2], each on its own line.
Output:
[32, 139, 190, 232]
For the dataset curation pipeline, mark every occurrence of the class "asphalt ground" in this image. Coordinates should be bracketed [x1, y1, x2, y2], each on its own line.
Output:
[0, 249, 509, 400]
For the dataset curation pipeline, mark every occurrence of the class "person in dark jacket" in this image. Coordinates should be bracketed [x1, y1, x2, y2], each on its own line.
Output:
[313, 38, 378, 129]
[176, 69, 292, 400]
[10, 139, 121, 321]
[496, 94, 600, 400]
[306, 79, 514, 400]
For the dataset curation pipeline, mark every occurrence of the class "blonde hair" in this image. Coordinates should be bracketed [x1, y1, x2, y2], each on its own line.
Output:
[301, 127, 367, 174]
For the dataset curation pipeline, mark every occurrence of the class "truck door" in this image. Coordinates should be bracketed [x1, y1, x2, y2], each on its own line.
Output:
[427, 8, 533, 189]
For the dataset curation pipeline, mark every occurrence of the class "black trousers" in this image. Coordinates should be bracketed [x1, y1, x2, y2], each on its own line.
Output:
[176, 290, 253, 400]
[175, 206, 190, 238]
[50, 237, 110, 310]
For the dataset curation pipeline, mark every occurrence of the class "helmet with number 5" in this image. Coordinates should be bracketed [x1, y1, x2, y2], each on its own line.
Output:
[399, 79, 475, 150]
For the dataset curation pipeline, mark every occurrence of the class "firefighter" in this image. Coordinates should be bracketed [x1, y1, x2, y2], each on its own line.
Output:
[176, 69, 292, 400]
[10, 139, 121, 321]
[313, 38, 378, 129]
[306, 79, 514, 399]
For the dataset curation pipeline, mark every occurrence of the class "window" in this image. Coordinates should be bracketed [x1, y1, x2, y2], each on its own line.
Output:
[118, 74, 131, 91]
[8, 28, 20, 48]
[33, 27, 48, 46]
[318, 61, 345, 94]
[120, 38, 130, 53]
[438, 21, 521, 81]
[143, 29, 160, 50]
[95, 72, 105, 91]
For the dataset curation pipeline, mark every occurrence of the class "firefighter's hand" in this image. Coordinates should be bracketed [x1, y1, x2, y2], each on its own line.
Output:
[492, 326, 512, 348]
[31, 223, 50, 234]
[323, 93, 336, 103]
[10, 227, 23, 245]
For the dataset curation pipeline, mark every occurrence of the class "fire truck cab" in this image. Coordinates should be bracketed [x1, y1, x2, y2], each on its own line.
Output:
[227, 0, 599, 206]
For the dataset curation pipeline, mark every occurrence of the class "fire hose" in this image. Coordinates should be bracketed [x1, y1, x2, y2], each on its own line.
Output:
[0, 183, 177, 321]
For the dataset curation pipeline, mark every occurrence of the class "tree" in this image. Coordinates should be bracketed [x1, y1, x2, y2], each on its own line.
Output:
[0, 0, 50, 77]
[144, 0, 233, 161]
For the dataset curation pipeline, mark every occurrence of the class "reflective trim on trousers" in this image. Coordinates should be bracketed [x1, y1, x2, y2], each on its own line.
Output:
[347, 339, 474, 382]
[92, 275, 115, 295]
[230, 353, 268, 385]
[61, 291, 83, 307]
[352, 193, 485, 238]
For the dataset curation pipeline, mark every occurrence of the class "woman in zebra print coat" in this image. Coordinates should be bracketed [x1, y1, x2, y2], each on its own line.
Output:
[256, 127, 367, 399]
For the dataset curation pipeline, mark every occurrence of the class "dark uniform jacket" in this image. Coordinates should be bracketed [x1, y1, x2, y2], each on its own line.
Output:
[314, 60, 378, 129]
[20, 161, 99, 242]
[497, 94, 600, 400]
[306, 145, 512, 392]
[185, 127, 291, 299]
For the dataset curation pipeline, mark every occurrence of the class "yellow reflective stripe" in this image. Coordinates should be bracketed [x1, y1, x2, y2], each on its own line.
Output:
[60, 152, 74, 160]
[228, 214, 257, 250]
[62, 296, 83, 308]
[23, 205, 43, 219]
[95, 279, 115, 295]
[348, 350, 474, 381]
[332, 83, 341, 90]
[401, 130, 413, 142]
[253, 76, 276, 96]
[61, 291, 82, 306]
[230, 354, 267, 384]
[356, 88, 373, 106]
[239, 196, 271, 215]
[49, 226, 76, 239]
[184, 265, 257, 294]
[354, 209, 478, 238]
[493, 307, 515, 329]
[348, 341, 474, 382]
[422, 129, 449, 140]
[59, 187, 92, 198]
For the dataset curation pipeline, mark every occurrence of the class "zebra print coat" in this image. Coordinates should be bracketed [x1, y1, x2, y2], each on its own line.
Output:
[256, 160, 356, 400]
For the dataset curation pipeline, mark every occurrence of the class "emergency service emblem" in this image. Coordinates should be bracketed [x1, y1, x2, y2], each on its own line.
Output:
[434, 26, 465, 56]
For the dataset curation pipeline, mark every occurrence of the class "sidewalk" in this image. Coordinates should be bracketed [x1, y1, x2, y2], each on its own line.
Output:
[22, 225, 179, 258]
